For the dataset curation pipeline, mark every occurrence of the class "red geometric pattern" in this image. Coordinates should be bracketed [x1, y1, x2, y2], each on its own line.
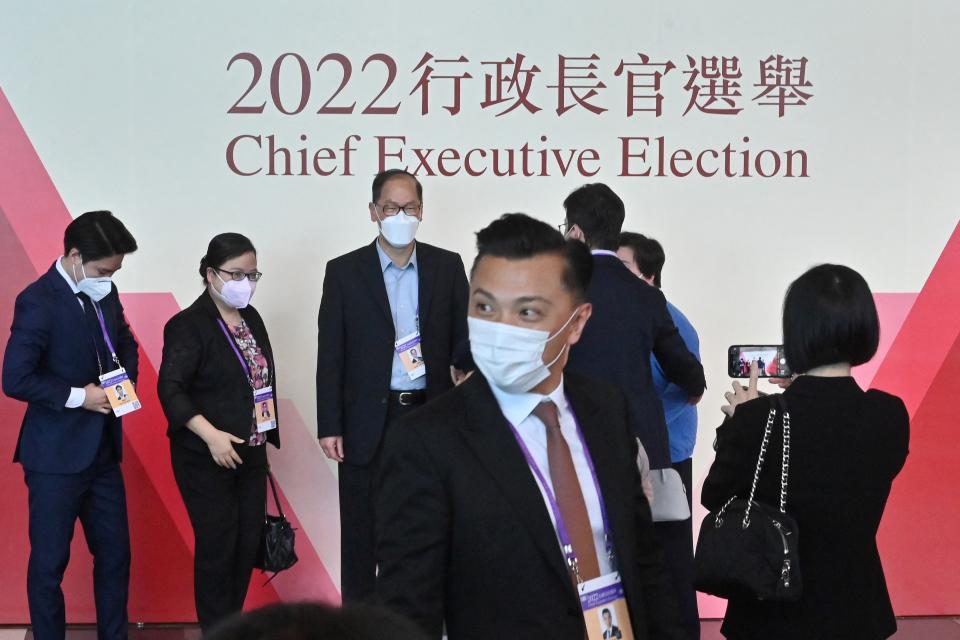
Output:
[0, 87, 339, 622]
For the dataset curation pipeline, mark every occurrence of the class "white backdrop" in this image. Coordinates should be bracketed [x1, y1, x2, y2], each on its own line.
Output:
[1, 0, 959, 617]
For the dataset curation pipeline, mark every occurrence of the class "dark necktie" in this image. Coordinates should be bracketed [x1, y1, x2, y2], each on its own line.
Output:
[77, 292, 110, 369]
[533, 400, 601, 583]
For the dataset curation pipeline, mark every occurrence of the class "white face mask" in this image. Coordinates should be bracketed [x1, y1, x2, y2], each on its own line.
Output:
[468, 308, 581, 394]
[212, 272, 255, 309]
[73, 258, 113, 302]
[377, 210, 420, 248]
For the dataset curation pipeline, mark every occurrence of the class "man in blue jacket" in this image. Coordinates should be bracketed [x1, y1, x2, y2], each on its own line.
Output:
[618, 231, 702, 640]
[3, 210, 139, 640]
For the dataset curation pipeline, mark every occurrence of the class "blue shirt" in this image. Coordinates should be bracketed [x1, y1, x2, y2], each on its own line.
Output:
[377, 240, 426, 391]
[651, 300, 700, 463]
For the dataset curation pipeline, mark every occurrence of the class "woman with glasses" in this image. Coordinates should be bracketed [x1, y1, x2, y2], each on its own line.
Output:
[158, 232, 280, 630]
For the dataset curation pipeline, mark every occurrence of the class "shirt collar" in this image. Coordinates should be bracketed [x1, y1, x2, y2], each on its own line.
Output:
[591, 249, 619, 258]
[488, 375, 567, 428]
[54, 256, 81, 295]
[376, 239, 418, 273]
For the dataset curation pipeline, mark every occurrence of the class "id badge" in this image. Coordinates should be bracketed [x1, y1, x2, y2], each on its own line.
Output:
[394, 331, 426, 381]
[254, 386, 277, 433]
[579, 572, 635, 640]
[99, 367, 141, 417]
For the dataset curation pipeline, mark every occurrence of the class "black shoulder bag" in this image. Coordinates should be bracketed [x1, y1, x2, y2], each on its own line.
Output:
[255, 469, 298, 583]
[693, 395, 802, 602]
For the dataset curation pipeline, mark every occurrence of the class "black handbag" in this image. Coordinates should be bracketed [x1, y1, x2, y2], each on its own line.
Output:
[255, 470, 298, 582]
[693, 395, 802, 602]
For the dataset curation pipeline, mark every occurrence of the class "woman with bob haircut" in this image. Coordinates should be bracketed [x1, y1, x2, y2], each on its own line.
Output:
[701, 264, 909, 640]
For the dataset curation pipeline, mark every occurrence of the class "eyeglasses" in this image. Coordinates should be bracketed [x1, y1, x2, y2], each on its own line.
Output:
[216, 268, 263, 282]
[375, 203, 423, 216]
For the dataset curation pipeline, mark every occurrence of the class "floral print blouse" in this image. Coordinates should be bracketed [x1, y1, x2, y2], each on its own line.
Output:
[229, 319, 269, 446]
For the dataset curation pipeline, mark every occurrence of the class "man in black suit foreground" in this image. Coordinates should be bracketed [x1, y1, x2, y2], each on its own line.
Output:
[376, 214, 683, 639]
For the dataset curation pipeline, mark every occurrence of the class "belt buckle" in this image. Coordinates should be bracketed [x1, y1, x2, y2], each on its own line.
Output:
[398, 392, 416, 406]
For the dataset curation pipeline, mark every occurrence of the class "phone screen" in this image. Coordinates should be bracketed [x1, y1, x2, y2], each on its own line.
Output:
[728, 345, 791, 378]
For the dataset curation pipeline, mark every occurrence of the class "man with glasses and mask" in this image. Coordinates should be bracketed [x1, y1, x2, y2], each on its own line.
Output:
[375, 214, 683, 640]
[317, 169, 469, 603]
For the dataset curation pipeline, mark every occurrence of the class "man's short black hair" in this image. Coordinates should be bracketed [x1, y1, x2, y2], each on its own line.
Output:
[782, 264, 880, 374]
[619, 232, 665, 288]
[563, 183, 625, 250]
[206, 602, 429, 640]
[602, 608, 612, 616]
[63, 210, 137, 261]
[473, 213, 593, 302]
[372, 169, 423, 203]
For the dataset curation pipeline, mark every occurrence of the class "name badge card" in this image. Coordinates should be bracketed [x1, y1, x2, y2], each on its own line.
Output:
[579, 572, 635, 640]
[254, 386, 277, 433]
[99, 367, 141, 417]
[395, 331, 426, 381]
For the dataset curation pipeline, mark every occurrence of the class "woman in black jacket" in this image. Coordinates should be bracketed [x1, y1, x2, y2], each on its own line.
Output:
[158, 233, 280, 630]
[702, 264, 909, 640]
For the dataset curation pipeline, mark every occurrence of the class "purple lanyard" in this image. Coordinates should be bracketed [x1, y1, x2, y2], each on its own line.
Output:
[507, 405, 617, 576]
[91, 301, 120, 367]
[216, 318, 254, 386]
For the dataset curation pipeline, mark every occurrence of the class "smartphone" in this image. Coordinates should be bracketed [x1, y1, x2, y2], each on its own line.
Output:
[728, 345, 791, 378]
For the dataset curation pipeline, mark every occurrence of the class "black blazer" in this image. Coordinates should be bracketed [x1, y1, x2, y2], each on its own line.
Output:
[375, 371, 684, 640]
[3, 263, 139, 473]
[158, 291, 280, 453]
[316, 240, 469, 465]
[567, 254, 705, 469]
[701, 376, 909, 640]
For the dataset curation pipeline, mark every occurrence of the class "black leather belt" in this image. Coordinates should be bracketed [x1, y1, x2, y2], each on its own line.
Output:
[389, 390, 426, 407]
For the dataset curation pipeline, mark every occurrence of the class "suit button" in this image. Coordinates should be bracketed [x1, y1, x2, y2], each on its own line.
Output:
[381, 397, 387, 404]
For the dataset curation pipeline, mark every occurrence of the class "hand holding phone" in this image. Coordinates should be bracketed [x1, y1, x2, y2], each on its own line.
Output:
[722, 361, 760, 417]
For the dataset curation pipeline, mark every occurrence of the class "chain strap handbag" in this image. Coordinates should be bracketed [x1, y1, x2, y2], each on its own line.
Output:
[693, 394, 802, 602]
[254, 469, 298, 583]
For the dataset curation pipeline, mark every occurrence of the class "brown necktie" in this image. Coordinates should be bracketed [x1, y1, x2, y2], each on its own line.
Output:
[533, 400, 601, 583]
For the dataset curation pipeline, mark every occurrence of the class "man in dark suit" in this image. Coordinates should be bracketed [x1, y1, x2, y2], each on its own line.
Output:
[2, 211, 139, 640]
[563, 185, 704, 638]
[602, 608, 623, 638]
[317, 169, 469, 602]
[563, 184, 705, 473]
[376, 214, 683, 640]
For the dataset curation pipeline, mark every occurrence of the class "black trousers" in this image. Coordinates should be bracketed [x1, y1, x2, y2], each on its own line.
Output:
[171, 442, 267, 631]
[653, 457, 700, 639]
[24, 432, 129, 640]
[339, 399, 420, 603]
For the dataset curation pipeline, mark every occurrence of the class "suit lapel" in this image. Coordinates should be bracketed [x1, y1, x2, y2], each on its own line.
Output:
[357, 240, 393, 328]
[458, 375, 574, 589]
[43, 264, 100, 360]
[565, 379, 636, 585]
[415, 243, 438, 326]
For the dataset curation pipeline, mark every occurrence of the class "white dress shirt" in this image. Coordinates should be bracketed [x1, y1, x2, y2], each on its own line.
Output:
[54, 256, 88, 408]
[488, 376, 612, 575]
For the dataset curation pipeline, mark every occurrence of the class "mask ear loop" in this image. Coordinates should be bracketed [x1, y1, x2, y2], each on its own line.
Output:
[542, 305, 584, 369]
[547, 305, 584, 342]
[72, 254, 86, 284]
